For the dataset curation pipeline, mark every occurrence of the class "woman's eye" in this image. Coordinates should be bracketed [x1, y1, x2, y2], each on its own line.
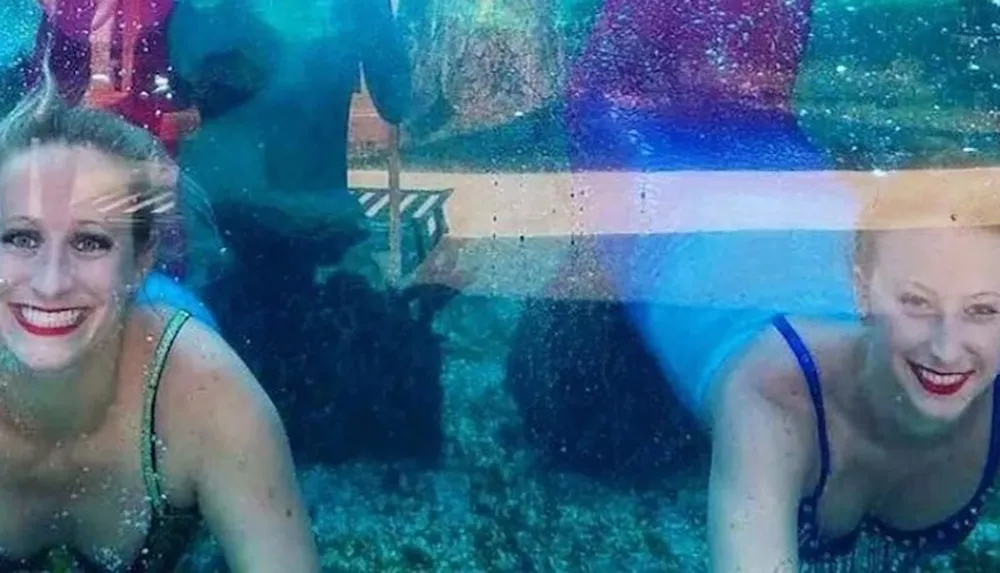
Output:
[900, 293, 930, 309]
[72, 233, 114, 254]
[0, 230, 40, 250]
[968, 304, 1000, 318]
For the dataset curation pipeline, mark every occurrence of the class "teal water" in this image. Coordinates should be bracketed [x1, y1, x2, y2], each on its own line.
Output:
[3, 0, 1000, 571]
[177, 1, 1000, 570]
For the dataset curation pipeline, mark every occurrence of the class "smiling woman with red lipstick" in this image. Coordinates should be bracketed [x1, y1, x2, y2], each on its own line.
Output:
[708, 168, 1000, 572]
[0, 65, 320, 572]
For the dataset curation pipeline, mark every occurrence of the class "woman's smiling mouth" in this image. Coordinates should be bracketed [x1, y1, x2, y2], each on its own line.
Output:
[908, 361, 975, 397]
[9, 304, 90, 336]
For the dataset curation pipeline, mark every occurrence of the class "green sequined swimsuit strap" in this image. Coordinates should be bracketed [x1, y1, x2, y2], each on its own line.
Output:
[139, 310, 191, 516]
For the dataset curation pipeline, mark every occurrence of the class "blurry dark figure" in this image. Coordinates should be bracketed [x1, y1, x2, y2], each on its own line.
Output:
[166, 0, 278, 123]
[170, 0, 410, 193]
[169, 0, 436, 468]
[505, 240, 709, 486]
[264, 0, 410, 191]
[202, 192, 449, 468]
[168, 26, 275, 122]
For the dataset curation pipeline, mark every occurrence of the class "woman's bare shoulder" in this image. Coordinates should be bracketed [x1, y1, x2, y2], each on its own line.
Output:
[126, 307, 234, 384]
[155, 309, 270, 412]
[707, 317, 859, 502]
[710, 315, 859, 432]
[129, 306, 281, 467]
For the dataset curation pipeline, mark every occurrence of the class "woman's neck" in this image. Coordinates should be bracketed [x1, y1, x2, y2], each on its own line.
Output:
[0, 335, 123, 443]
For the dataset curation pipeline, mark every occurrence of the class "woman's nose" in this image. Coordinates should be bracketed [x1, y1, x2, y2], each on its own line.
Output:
[30, 246, 73, 300]
[928, 317, 964, 366]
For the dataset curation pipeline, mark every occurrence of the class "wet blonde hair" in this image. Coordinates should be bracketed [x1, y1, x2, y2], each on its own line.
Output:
[0, 58, 226, 289]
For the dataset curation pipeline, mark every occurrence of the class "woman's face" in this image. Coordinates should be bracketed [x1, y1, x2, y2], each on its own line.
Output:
[0, 143, 148, 374]
[862, 227, 1000, 424]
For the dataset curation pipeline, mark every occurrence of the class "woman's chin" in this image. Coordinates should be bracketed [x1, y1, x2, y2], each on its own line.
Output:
[0, 328, 91, 377]
[4, 348, 82, 377]
[903, 377, 988, 429]
[0, 308, 123, 371]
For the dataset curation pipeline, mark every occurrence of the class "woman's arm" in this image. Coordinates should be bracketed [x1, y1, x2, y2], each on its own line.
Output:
[707, 331, 815, 573]
[169, 321, 320, 572]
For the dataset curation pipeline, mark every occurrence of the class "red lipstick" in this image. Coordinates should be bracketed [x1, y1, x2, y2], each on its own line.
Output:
[10, 305, 88, 337]
[909, 362, 974, 397]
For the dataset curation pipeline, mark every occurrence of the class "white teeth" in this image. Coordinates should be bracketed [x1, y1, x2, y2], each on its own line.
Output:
[17, 307, 84, 329]
[918, 368, 967, 387]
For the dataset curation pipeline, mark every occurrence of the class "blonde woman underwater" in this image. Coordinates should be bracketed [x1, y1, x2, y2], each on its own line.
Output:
[624, 168, 1000, 571]
[0, 66, 320, 570]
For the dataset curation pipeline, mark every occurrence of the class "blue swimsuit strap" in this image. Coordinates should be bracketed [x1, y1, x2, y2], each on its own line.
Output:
[974, 376, 1000, 495]
[772, 314, 831, 500]
[775, 314, 1000, 545]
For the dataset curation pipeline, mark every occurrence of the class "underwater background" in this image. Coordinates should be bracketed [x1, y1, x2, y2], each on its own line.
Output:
[5, 0, 1000, 571]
